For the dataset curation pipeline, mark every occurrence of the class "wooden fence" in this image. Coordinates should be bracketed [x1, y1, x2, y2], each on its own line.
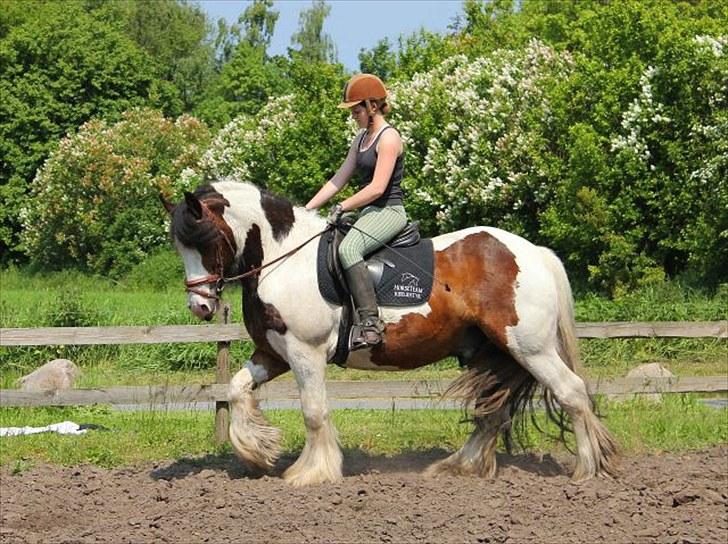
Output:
[1, 320, 726, 444]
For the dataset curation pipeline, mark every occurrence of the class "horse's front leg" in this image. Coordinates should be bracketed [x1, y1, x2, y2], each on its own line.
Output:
[282, 344, 343, 486]
[228, 350, 289, 472]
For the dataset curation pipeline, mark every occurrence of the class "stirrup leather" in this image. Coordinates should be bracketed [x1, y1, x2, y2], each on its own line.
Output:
[349, 318, 386, 350]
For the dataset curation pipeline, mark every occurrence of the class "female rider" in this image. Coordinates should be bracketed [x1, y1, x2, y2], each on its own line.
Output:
[305, 74, 407, 349]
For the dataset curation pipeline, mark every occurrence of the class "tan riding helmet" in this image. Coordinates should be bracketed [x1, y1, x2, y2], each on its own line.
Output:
[338, 73, 387, 111]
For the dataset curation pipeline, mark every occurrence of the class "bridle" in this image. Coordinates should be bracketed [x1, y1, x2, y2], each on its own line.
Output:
[183, 207, 237, 301]
[183, 212, 332, 302]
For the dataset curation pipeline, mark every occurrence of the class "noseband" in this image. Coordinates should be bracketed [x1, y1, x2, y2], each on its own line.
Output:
[184, 237, 235, 301]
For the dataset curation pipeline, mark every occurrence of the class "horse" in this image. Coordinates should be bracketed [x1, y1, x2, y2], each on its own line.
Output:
[162, 179, 619, 487]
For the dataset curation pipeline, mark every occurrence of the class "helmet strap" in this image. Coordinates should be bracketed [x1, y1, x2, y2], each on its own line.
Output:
[365, 99, 374, 127]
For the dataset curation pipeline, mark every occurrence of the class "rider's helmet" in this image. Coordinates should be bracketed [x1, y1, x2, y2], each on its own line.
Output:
[338, 74, 388, 115]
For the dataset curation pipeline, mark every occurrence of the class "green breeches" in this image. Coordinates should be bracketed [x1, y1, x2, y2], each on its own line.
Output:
[338, 205, 407, 270]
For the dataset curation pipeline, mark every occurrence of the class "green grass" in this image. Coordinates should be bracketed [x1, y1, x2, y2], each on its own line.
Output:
[1, 396, 725, 470]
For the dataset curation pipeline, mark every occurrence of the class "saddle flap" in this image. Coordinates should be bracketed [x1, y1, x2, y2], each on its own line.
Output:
[317, 229, 434, 308]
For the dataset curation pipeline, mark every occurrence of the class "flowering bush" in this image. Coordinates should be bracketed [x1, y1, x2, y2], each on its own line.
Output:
[21, 109, 210, 277]
[542, 27, 727, 293]
[388, 39, 572, 236]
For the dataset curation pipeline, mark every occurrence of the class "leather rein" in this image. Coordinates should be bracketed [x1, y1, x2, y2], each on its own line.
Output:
[184, 225, 332, 301]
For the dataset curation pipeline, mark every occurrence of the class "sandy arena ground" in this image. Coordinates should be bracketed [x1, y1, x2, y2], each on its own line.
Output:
[1, 445, 726, 543]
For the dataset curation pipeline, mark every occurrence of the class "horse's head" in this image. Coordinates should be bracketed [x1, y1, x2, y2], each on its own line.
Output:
[161, 186, 237, 321]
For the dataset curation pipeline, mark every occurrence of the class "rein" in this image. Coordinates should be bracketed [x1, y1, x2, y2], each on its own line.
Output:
[185, 226, 332, 300]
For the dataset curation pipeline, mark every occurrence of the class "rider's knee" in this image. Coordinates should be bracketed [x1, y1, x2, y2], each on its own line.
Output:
[338, 242, 364, 270]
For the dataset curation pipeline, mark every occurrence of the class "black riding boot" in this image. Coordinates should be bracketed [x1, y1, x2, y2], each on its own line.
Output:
[344, 261, 385, 349]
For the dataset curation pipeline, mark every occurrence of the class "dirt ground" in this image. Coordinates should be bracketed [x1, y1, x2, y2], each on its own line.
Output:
[1, 446, 726, 544]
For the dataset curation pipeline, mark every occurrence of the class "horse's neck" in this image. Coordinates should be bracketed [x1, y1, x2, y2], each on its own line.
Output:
[291, 207, 327, 242]
[228, 200, 325, 260]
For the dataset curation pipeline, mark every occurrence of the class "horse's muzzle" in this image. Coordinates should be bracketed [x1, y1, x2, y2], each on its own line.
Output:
[189, 299, 217, 321]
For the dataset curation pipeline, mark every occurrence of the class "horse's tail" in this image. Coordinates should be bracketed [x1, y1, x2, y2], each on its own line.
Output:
[539, 246, 583, 376]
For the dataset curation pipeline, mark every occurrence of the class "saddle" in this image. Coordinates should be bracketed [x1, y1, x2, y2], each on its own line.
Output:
[316, 217, 435, 366]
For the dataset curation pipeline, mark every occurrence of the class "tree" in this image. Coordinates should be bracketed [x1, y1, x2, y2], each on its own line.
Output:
[211, 0, 279, 67]
[0, 1, 161, 260]
[290, 0, 337, 64]
[87, 0, 216, 113]
[21, 109, 211, 277]
[358, 38, 396, 81]
[194, 0, 289, 127]
[241, 0, 279, 50]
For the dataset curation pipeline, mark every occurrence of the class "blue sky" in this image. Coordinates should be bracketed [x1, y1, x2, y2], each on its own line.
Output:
[198, 1, 464, 71]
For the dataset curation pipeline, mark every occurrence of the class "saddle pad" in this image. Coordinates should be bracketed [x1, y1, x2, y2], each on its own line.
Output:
[317, 235, 434, 307]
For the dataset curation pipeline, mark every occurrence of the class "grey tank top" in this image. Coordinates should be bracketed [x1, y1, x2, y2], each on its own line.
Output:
[355, 126, 404, 208]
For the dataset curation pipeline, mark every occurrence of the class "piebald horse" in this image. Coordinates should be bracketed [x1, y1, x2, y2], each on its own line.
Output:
[162, 180, 619, 486]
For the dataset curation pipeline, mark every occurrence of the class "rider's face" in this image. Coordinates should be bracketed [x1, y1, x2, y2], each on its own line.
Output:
[350, 104, 369, 128]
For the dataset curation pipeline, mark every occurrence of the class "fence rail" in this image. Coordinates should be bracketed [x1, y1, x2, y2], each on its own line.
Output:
[2, 321, 726, 442]
[1, 376, 727, 408]
[2, 321, 726, 347]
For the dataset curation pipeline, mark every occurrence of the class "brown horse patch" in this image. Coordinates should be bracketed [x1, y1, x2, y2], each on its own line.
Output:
[260, 190, 295, 242]
[369, 231, 519, 369]
[240, 224, 288, 353]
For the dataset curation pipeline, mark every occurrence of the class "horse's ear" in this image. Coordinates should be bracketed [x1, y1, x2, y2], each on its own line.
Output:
[159, 193, 175, 214]
[184, 191, 203, 220]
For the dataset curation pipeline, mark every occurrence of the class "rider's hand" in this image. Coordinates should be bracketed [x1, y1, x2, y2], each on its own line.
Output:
[327, 203, 344, 225]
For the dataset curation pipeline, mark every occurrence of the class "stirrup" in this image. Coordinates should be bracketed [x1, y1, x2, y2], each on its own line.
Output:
[348, 318, 385, 351]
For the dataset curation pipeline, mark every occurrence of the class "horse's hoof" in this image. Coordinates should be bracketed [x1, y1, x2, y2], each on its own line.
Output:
[283, 468, 342, 487]
[425, 456, 497, 479]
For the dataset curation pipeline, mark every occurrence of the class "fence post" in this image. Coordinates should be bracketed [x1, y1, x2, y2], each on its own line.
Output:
[215, 303, 231, 445]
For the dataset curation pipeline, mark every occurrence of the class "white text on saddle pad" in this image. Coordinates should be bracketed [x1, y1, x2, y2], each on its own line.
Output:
[393, 273, 424, 300]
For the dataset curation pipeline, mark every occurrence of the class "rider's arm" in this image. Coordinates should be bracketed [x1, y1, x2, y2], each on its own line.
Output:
[305, 137, 359, 210]
[339, 130, 401, 212]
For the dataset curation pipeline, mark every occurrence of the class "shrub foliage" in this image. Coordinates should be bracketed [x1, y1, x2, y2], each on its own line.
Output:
[21, 109, 210, 278]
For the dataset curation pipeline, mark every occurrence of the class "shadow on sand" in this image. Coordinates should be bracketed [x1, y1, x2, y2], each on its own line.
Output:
[149, 447, 567, 482]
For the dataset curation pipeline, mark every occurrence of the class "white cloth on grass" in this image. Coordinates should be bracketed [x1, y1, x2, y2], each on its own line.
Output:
[0, 421, 87, 437]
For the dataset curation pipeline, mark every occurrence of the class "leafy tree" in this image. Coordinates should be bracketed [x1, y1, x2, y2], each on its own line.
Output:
[241, 0, 279, 50]
[194, 0, 289, 128]
[210, 0, 279, 66]
[212, 16, 240, 68]
[358, 38, 397, 81]
[0, 1, 160, 260]
[290, 0, 337, 64]
[87, 0, 216, 113]
[195, 44, 291, 127]
[358, 29, 456, 82]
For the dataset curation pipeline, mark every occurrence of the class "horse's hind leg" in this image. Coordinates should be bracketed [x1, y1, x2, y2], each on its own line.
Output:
[516, 349, 619, 480]
[425, 405, 509, 479]
[282, 343, 343, 486]
[425, 345, 523, 479]
[228, 351, 290, 472]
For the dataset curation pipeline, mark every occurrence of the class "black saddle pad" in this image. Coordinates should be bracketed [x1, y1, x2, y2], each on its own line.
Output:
[317, 235, 434, 307]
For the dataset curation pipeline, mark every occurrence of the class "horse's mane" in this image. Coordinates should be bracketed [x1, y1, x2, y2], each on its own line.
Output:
[170, 184, 229, 250]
